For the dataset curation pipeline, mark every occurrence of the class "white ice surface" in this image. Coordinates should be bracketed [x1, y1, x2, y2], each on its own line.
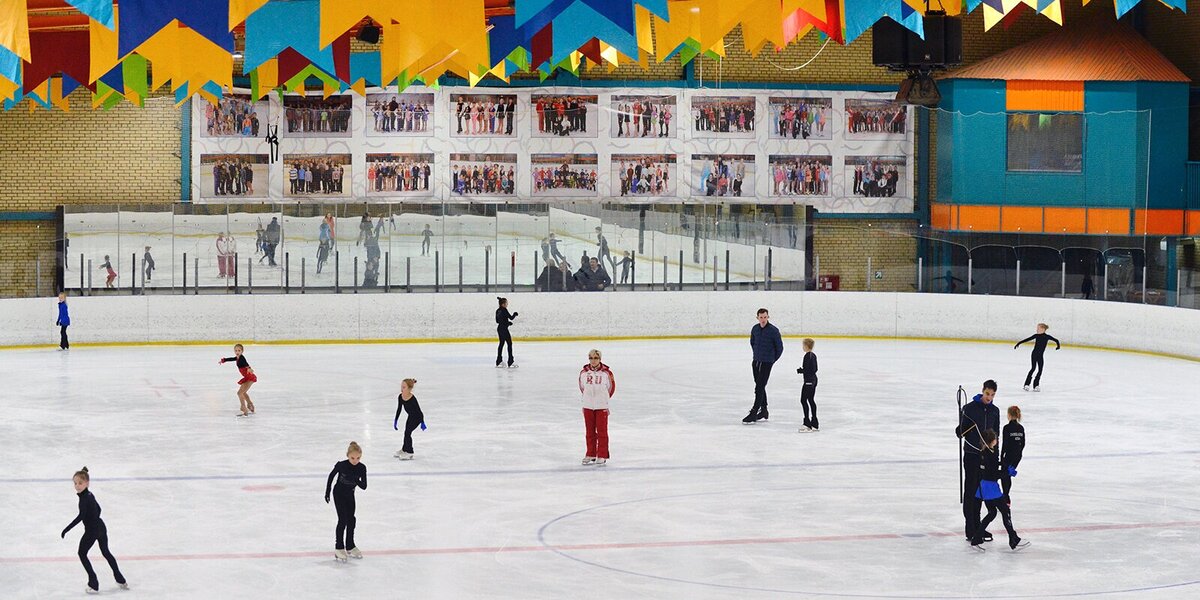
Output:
[1, 338, 1198, 599]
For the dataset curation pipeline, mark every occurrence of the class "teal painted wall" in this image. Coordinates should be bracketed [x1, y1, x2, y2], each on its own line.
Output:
[937, 79, 1187, 211]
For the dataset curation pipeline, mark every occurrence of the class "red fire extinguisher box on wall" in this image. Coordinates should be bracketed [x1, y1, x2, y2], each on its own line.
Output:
[818, 275, 839, 291]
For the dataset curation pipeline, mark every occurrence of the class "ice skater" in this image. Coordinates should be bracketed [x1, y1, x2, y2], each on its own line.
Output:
[795, 338, 818, 432]
[421, 224, 433, 256]
[61, 467, 128, 594]
[393, 378, 425, 460]
[219, 344, 257, 417]
[1015, 323, 1060, 391]
[325, 441, 368, 561]
[99, 255, 116, 288]
[972, 430, 1027, 551]
[56, 292, 71, 350]
[745, 308, 783, 423]
[142, 246, 155, 281]
[495, 297, 518, 368]
[1001, 405, 1025, 502]
[957, 380, 1001, 543]
[580, 349, 615, 465]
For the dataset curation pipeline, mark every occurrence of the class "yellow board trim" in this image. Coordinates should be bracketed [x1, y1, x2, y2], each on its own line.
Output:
[3, 334, 1197, 364]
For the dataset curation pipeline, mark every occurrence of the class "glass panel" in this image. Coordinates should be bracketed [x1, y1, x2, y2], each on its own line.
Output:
[441, 202, 497, 291]
[388, 203, 443, 289]
[498, 203, 549, 291]
[225, 203, 283, 289]
[1006, 113, 1083, 172]
[1104, 247, 1145, 303]
[173, 203, 231, 289]
[549, 202, 607, 291]
[970, 245, 1016, 295]
[1015, 246, 1061, 298]
[118, 204, 175, 292]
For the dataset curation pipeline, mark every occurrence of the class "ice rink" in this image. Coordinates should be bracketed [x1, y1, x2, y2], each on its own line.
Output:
[1, 337, 1198, 599]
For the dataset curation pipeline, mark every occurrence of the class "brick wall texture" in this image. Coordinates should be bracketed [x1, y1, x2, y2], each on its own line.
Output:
[1, 7, 1193, 297]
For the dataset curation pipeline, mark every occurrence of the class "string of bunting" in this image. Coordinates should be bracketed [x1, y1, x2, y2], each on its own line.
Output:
[0, 0, 1187, 110]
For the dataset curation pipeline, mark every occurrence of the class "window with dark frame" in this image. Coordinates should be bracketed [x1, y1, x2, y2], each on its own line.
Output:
[1006, 113, 1083, 173]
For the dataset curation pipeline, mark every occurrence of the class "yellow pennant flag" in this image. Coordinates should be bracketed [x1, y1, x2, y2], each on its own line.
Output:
[0, 0, 31, 61]
[229, 0, 270, 30]
[89, 9, 120, 83]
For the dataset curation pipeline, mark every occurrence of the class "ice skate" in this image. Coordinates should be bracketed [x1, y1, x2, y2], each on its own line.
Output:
[334, 548, 348, 562]
[495, 362, 505, 368]
[758, 409, 769, 421]
[970, 542, 986, 552]
[235, 412, 250, 418]
[86, 587, 100, 595]
[581, 456, 596, 465]
[507, 362, 518, 369]
[348, 547, 363, 559]
[741, 412, 759, 424]
[1033, 386, 1040, 392]
[798, 426, 814, 433]
[118, 582, 129, 590]
[393, 449, 403, 458]
[1010, 537, 1029, 551]
[1023, 385, 1030, 391]
[594, 458, 607, 465]
[398, 451, 414, 460]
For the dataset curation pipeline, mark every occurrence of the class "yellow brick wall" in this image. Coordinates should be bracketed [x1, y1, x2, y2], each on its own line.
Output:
[812, 219, 919, 292]
[0, 89, 180, 209]
[0, 221, 57, 298]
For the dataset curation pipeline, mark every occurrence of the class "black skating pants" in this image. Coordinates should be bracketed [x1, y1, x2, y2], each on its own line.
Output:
[751, 360, 774, 415]
[1024, 351, 1045, 387]
[497, 327, 513, 365]
[79, 524, 125, 590]
[402, 412, 422, 454]
[60, 325, 69, 349]
[800, 381, 818, 428]
[962, 453, 983, 540]
[977, 496, 1017, 545]
[334, 491, 357, 550]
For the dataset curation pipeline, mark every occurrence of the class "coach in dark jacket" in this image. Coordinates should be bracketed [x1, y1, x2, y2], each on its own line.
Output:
[957, 380, 1001, 542]
[745, 308, 784, 423]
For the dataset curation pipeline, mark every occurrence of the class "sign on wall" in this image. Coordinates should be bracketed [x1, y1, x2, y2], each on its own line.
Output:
[191, 87, 915, 213]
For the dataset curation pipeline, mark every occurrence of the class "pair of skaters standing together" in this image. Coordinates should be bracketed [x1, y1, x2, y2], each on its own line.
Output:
[744, 308, 821, 432]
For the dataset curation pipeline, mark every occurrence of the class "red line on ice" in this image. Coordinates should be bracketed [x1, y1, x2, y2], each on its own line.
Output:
[5, 520, 1199, 564]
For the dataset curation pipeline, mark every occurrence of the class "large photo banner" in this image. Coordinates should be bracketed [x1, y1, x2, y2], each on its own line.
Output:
[192, 87, 914, 212]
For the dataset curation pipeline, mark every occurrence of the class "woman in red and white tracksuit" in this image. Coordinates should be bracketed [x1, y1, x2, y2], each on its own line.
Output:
[219, 343, 258, 417]
[579, 349, 615, 465]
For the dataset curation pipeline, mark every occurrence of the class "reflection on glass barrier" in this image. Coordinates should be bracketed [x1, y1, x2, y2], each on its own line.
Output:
[33, 204, 1187, 311]
[56, 202, 810, 294]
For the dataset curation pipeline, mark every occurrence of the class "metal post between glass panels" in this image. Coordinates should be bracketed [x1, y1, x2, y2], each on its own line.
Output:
[917, 257, 923, 292]
[1015, 259, 1021, 296]
[967, 258, 973, 294]
[182, 252, 187, 293]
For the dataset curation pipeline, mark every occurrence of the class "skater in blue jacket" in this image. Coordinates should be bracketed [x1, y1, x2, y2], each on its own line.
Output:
[56, 292, 71, 350]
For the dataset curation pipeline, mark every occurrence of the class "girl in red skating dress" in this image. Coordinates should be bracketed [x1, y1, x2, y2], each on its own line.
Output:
[219, 343, 257, 417]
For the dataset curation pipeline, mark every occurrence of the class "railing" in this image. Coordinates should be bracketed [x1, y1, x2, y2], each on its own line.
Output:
[6, 202, 1194, 311]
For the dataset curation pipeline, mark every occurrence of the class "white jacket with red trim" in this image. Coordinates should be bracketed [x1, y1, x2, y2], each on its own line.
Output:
[579, 363, 615, 410]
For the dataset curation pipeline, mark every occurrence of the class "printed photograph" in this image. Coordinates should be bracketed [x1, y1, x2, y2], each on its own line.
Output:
[845, 155, 906, 198]
[844, 98, 907, 139]
[199, 154, 269, 198]
[282, 153, 352, 197]
[691, 96, 756, 138]
[450, 153, 517, 196]
[611, 154, 677, 198]
[366, 153, 434, 196]
[768, 97, 832, 140]
[610, 94, 677, 139]
[691, 154, 755, 197]
[451, 94, 518, 137]
[199, 94, 267, 138]
[366, 93, 434, 136]
[531, 154, 598, 197]
[768, 155, 832, 197]
[282, 95, 353, 137]
[532, 94, 598, 138]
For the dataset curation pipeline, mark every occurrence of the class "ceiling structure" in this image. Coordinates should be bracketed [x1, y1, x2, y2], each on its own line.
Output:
[0, 0, 1187, 110]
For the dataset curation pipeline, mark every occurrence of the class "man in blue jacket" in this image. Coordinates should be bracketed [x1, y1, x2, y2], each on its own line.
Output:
[745, 308, 783, 423]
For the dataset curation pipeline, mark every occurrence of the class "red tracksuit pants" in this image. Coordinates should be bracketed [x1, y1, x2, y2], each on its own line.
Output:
[583, 408, 609, 459]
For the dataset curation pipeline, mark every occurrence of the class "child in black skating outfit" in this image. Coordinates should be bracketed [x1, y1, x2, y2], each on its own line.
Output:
[219, 344, 257, 417]
[1015, 323, 1060, 392]
[495, 297, 518, 368]
[796, 338, 818, 432]
[1001, 405, 1025, 502]
[62, 467, 128, 594]
[326, 441, 368, 561]
[972, 430, 1027, 551]
[393, 378, 425, 460]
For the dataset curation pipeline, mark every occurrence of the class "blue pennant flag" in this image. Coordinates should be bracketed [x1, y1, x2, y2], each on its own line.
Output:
[65, 0, 115, 29]
[118, 0, 234, 58]
[244, 0, 335, 77]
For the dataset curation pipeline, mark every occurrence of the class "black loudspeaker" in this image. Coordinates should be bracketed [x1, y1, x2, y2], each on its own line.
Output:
[872, 11, 962, 69]
[356, 25, 381, 44]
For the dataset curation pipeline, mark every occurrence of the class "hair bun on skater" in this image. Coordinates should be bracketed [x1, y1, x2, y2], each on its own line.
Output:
[74, 466, 90, 481]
